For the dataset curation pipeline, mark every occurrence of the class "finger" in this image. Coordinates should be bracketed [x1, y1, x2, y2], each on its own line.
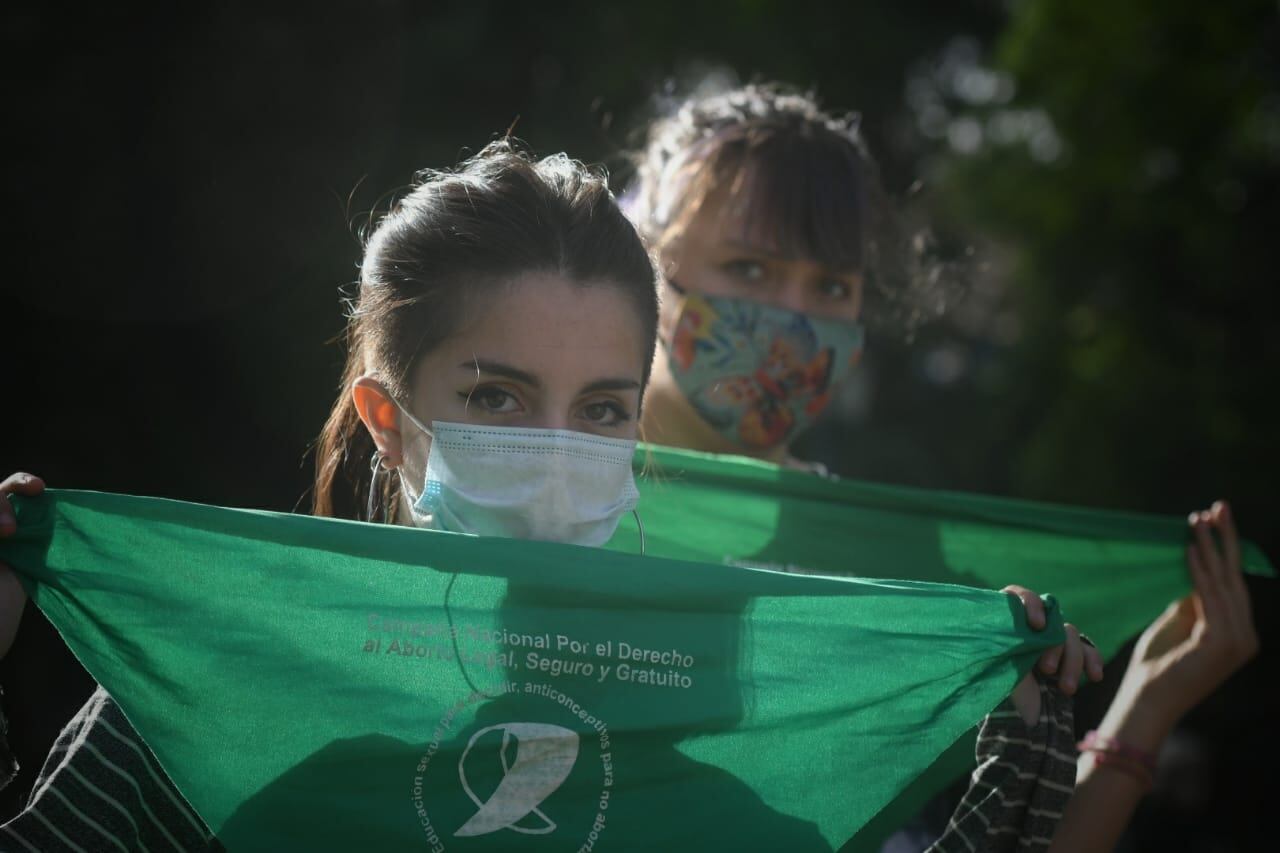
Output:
[1038, 643, 1062, 676]
[1193, 512, 1227, 585]
[0, 474, 46, 537]
[1058, 624, 1083, 694]
[1209, 503, 1258, 650]
[1002, 585, 1046, 631]
[1213, 501, 1241, 575]
[0, 473, 46, 497]
[1083, 640, 1104, 682]
[1212, 503, 1251, 615]
[1187, 542, 1226, 624]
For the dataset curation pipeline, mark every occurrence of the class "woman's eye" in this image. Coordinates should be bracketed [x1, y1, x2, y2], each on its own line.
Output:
[818, 278, 853, 300]
[460, 386, 520, 414]
[722, 259, 767, 283]
[580, 400, 630, 426]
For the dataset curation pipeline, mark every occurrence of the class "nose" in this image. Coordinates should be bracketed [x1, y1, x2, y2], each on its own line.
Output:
[774, 276, 810, 314]
[526, 409, 572, 432]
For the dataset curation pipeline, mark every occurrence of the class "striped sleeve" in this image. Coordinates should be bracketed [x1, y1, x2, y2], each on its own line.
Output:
[0, 687, 18, 792]
[927, 672, 1077, 853]
[0, 686, 217, 852]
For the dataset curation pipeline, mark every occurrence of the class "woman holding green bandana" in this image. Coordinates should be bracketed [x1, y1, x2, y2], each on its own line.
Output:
[0, 139, 663, 851]
[624, 82, 1259, 852]
[0, 134, 1095, 850]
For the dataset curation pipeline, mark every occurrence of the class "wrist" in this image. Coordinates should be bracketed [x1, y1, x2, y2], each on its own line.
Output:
[1095, 696, 1172, 753]
[1076, 742, 1154, 791]
[1097, 683, 1178, 755]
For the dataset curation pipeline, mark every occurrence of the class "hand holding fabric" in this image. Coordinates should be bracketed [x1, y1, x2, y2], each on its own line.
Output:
[1048, 500, 1260, 853]
[1106, 500, 1258, 750]
[1, 472, 44, 658]
[1003, 584, 1103, 725]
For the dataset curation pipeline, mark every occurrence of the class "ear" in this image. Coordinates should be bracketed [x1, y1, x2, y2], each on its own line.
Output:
[352, 376, 404, 469]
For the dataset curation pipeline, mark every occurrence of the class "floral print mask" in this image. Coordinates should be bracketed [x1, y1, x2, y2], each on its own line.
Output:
[662, 288, 865, 450]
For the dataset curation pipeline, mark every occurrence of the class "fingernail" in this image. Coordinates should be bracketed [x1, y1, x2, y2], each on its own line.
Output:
[1063, 678, 1077, 694]
[1188, 512, 1199, 525]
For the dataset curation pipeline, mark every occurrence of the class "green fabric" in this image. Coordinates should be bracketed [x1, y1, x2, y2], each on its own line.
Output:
[615, 445, 1275, 852]
[3, 488, 1064, 852]
[615, 444, 1274, 664]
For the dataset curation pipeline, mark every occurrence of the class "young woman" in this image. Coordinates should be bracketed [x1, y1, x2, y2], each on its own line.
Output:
[0, 140, 658, 851]
[0, 138, 1091, 851]
[624, 83, 1259, 852]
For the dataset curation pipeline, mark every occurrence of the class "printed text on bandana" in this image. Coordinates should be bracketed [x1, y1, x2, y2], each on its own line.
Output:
[363, 615, 697, 689]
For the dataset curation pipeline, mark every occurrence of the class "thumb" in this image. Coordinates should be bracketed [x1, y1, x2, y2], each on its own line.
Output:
[1137, 595, 1195, 657]
[1172, 594, 1198, 627]
[1148, 596, 1194, 634]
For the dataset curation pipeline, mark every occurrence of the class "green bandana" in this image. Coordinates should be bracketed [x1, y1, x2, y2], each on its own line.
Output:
[617, 445, 1273, 663]
[1, 446, 1269, 852]
[6, 489, 1057, 852]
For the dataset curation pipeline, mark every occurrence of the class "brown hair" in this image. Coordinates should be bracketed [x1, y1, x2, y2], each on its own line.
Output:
[629, 83, 953, 328]
[313, 140, 658, 521]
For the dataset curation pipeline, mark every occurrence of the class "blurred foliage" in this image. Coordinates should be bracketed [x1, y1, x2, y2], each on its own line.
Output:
[806, 0, 1279, 565]
[951, 0, 1279, 531]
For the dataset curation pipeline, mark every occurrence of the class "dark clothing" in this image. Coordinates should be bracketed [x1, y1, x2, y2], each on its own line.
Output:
[0, 602, 96, 820]
[0, 686, 216, 851]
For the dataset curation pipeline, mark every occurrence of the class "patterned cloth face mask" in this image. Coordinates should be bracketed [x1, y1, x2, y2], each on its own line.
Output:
[662, 285, 865, 451]
[393, 404, 641, 548]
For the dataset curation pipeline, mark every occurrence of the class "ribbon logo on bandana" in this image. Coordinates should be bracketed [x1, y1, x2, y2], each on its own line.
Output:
[455, 722, 580, 837]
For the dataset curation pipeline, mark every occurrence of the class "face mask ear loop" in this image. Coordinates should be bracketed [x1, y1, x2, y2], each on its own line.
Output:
[367, 451, 384, 524]
[632, 508, 646, 556]
[392, 398, 435, 440]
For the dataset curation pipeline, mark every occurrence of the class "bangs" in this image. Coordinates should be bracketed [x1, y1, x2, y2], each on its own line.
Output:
[717, 130, 869, 273]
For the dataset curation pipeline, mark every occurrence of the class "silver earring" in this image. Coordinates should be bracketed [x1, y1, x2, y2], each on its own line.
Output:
[367, 451, 384, 523]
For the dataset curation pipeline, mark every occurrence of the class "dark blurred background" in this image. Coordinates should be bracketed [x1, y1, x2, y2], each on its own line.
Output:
[2, 1, 1275, 849]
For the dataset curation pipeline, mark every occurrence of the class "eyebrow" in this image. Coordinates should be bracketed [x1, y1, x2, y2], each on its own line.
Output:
[459, 360, 641, 395]
[579, 378, 641, 395]
[723, 237, 791, 260]
[460, 359, 541, 387]
[723, 237, 862, 275]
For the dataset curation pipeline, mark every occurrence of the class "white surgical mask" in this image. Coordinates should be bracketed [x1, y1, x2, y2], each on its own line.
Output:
[394, 407, 640, 548]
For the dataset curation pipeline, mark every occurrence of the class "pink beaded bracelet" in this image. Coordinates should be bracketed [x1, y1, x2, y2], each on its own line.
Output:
[1077, 730, 1159, 773]
[1077, 730, 1158, 789]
